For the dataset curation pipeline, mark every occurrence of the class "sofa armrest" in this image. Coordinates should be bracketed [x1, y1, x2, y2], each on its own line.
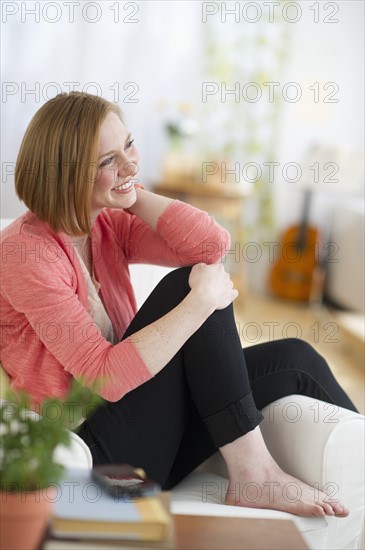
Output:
[0, 397, 93, 471]
[260, 395, 364, 550]
[54, 431, 93, 470]
[259, 395, 363, 484]
[197, 395, 364, 550]
[199, 394, 364, 483]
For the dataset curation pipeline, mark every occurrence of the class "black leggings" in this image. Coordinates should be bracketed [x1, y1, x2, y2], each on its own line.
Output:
[78, 267, 358, 490]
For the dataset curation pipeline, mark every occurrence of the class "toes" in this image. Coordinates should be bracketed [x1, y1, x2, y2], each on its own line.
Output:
[332, 503, 350, 517]
[320, 500, 350, 517]
[323, 499, 350, 517]
[311, 504, 326, 516]
[338, 509, 350, 517]
[320, 502, 335, 516]
[330, 502, 343, 515]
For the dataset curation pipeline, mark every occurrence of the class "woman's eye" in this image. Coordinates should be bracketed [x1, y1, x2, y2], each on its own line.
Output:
[125, 139, 135, 150]
[100, 156, 115, 168]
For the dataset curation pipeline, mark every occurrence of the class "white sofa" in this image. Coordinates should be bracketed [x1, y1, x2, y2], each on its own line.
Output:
[55, 394, 364, 550]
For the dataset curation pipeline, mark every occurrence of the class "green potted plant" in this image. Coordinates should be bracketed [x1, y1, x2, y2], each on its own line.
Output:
[0, 381, 102, 550]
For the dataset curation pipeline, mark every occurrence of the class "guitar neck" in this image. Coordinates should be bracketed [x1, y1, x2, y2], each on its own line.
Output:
[297, 190, 313, 250]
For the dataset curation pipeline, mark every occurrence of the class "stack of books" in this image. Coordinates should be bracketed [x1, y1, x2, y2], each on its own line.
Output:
[50, 469, 171, 544]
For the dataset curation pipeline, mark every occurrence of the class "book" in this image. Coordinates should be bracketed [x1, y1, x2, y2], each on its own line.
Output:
[50, 469, 171, 542]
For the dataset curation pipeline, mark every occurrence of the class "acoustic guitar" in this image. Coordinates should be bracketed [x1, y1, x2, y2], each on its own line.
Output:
[269, 190, 320, 302]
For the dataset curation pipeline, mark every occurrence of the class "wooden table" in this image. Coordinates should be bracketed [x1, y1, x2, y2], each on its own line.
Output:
[44, 514, 308, 549]
[174, 515, 308, 549]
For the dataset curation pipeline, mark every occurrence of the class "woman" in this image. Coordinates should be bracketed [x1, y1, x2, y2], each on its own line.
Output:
[0, 92, 358, 517]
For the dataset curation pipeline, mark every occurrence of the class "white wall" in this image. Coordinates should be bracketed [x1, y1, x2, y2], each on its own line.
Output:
[0, 1, 203, 219]
[275, 1, 364, 233]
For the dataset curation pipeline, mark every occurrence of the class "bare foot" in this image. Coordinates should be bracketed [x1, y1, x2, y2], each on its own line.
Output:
[220, 425, 349, 518]
[225, 463, 349, 518]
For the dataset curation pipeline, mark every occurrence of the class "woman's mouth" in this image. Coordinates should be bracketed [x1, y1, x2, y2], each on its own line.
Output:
[112, 180, 134, 193]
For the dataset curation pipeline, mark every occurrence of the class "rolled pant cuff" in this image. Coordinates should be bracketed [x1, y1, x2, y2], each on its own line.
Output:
[202, 390, 264, 448]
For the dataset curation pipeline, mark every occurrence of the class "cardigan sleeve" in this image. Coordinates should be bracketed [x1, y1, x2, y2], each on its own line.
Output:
[0, 234, 153, 402]
[124, 200, 231, 266]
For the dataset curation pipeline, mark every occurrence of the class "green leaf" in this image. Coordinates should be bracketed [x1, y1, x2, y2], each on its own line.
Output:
[0, 379, 103, 491]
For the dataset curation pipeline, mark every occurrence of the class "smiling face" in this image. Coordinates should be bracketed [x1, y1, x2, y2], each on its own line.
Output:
[91, 111, 139, 222]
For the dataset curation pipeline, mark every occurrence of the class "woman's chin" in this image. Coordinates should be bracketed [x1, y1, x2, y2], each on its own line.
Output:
[122, 189, 138, 209]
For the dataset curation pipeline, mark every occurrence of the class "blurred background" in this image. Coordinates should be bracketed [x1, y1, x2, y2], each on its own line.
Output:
[1, 1, 364, 407]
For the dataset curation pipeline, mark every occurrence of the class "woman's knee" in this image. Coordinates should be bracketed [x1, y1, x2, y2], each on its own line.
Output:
[159, 266, 192, 285]
[146, 266, 193, 310]
[156, 266, 192, 296]
[280, 338, 330, 374]
[122, 267, 194, 339]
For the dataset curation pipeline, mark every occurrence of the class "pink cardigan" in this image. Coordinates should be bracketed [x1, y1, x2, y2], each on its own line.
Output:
[0, 201, 230, 404]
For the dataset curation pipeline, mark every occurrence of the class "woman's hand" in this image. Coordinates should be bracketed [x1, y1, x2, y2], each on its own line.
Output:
[188, 263, 238, 311]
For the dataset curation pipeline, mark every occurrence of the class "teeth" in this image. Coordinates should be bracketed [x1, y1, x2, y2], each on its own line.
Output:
[113, 181, 133, 191]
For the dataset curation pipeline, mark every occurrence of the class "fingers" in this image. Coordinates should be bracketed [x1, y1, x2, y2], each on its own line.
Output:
[189, 263, 238, 310]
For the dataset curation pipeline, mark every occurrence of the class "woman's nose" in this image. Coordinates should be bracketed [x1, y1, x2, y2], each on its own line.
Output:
[118, 160, 138, 177]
